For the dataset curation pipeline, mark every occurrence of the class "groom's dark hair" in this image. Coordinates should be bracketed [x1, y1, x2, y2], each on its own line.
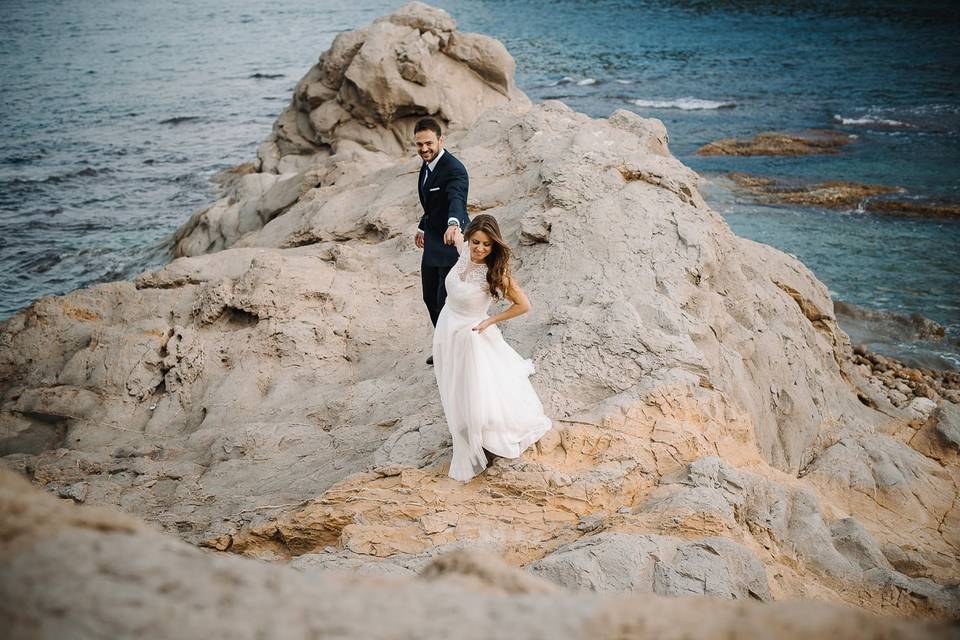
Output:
[414, 117, 442, 138]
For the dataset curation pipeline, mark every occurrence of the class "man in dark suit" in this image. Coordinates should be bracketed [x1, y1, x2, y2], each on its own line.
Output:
[414, 117, 470, 365]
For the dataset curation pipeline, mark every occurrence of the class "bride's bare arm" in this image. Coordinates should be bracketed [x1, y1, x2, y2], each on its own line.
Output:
[452, 226, 465, 253]
[472, 277, 531, 332]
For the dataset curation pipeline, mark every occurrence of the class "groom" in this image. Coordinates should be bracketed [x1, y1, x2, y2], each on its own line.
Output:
[413, 117, 469, 365]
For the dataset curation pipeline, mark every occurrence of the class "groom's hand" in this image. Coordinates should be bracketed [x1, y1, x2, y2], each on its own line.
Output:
[414, 231, 424, 249]
[443, 225, 459, 245]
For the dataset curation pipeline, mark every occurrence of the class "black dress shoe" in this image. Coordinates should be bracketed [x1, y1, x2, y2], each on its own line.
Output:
[426, 355, 434, 365]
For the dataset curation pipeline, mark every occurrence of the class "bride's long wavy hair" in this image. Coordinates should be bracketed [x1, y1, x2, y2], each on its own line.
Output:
[464, 214, 512, 300]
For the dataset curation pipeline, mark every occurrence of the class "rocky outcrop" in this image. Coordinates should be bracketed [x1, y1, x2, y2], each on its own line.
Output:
[173, 2, 528, 258]
[697, 130, 853, 156]
[724, 172, 960, 219]
[725, 172, 901, 208]
[4, 470, 953, 640]
[1, 1, 958, 626]
[865, 198, 960, 220]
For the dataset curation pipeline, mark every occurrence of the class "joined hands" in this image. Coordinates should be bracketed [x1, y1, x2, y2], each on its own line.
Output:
[414, 225, 461, 249]
[444, 224, 462, 246]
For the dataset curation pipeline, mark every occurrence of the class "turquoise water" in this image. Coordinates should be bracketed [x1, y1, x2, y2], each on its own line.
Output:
[1, 0, 958, 366]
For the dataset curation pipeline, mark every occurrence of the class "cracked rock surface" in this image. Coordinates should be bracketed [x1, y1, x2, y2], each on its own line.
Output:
[1, 470, 955, 639]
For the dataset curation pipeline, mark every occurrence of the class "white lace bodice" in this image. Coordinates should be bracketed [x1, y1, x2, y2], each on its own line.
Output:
[456, 246, 489, 286]
[444, 244, 492, 318]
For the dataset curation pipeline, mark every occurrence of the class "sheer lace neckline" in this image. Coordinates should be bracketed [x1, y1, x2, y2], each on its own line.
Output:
[457, 249, 488, 285]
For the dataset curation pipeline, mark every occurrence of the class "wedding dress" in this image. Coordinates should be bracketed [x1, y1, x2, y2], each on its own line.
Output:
[433, 242, 552, 481]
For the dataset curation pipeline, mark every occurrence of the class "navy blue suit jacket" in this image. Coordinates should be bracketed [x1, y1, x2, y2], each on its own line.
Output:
[418, 150, 470, 267]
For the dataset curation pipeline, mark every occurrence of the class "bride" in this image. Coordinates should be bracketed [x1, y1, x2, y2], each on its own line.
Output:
[433, 214, 552, 481]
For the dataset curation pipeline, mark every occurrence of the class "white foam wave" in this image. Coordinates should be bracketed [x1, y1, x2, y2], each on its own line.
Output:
[543, 76, 575, 87]
[630, 97, 736, 110]
[615, 79, 634, 85]
[903, 103, 960, 116]
[833, 114, 912, 127]
[576, 78, 597, 86]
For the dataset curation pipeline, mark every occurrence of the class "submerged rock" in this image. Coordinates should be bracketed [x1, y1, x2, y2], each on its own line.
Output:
[724, 172, 960, 219]
[866, 198, 960, 220]
[697, 130, 853, 156]
[725, 172, 901, 208]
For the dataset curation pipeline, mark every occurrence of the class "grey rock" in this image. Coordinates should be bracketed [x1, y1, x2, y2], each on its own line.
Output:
[653, 457, 860, 582]
[527, 531, 772, 601]
[56, 481, 90, 503]
[907, 396, 938, 420]
[0, 413, 66, 456]
[933, 402, 960, 450]
[653, 537, 771, 601]
[290, 549, 418, 578]
[828, 518, 893, 572]
[882, 543, 933, 579]
[862, 567, 960, 617]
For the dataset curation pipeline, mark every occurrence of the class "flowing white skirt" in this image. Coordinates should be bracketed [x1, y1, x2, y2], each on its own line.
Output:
[433, 305, 552, 482]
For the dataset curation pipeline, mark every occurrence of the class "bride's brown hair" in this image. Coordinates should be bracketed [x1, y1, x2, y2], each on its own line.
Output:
[464, 214, 512, 300]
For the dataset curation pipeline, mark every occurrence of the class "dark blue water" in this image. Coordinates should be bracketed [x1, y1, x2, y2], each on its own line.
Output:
[2, 0, 958, 366]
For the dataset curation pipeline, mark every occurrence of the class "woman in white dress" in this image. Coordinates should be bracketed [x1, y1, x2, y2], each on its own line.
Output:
[433, 214, 552, 481]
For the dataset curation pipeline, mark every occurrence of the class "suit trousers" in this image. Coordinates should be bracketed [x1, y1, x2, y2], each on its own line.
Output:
[421, 264, 453, 327]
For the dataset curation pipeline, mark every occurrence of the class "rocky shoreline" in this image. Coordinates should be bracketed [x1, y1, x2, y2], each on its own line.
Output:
[1, 3, 959, 635]
[850, 345, 960, 408]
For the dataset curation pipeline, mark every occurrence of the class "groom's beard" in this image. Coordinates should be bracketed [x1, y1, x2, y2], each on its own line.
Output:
[419, 148, 439, 162]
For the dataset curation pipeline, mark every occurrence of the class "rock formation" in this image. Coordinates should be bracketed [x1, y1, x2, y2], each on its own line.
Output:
[1, 2, 958, 632]
[4, 469, 954, 639]
[172, 1, 527, 258]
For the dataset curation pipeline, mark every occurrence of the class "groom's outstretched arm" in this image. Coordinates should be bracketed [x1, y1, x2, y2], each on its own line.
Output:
[442, 164, 469, 246]
[445, 164, 469, 229]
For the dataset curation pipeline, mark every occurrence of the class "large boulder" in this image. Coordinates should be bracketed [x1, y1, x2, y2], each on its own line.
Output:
[173, 2, 528, 258]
